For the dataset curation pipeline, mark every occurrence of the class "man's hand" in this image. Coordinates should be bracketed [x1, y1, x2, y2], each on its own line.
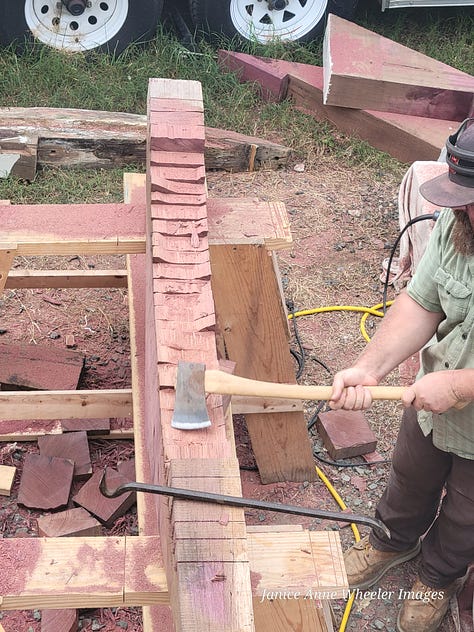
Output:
[402, 371, 462, 414]
[329, 367, 379, 411]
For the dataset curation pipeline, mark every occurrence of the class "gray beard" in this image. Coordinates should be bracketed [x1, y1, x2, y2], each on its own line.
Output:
[453, 210, 474, 256]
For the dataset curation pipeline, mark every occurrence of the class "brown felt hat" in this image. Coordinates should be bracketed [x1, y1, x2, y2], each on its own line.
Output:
[420, 118, 474, 207]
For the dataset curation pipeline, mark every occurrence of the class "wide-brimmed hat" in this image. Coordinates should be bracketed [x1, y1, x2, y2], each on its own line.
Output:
[420, 118, 474, 207]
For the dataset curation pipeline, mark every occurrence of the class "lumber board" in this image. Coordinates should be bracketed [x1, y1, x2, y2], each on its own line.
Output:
[0, 530, 346, 611]
[218, 51, 460, 163]
[0, 389, 132, 420]
[0, 245, 16, 292]
[323, 14, 474, 120]
[5, 269, 127, 289]
[0, 107, 290, 173]
[0, 202, 145, 256]
[0, 536, 168, 610]
[287, 73, 459, 163]
[0, 343, 83, 390]
[0, 464, 16, 496]
[210, 243, 316, 483]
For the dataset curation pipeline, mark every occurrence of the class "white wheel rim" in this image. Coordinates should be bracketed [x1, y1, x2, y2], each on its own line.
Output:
[24, 0, 129, 51]
[230, 0, 328, 43]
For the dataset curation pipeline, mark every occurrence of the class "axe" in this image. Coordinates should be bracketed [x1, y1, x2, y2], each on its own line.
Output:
[171, 360, 407, 430]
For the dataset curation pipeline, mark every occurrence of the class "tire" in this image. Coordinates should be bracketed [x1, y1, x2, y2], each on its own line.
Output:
[190, 0, 359, 44]
[0, 0, 164, 54]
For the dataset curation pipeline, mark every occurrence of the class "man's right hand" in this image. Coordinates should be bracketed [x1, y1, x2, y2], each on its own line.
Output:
[329, 367, 379, 411]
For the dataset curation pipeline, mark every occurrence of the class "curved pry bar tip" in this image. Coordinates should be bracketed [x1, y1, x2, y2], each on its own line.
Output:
[98, 469, 128, 498]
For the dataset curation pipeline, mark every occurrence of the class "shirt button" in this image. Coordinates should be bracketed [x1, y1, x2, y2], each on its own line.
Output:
[445, 362, 450, 368]
[462, 333, 467, 340]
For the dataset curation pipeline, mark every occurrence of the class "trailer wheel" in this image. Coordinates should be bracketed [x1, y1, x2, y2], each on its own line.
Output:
[0, 0, 163, 54]
[190, 0, 358, 44]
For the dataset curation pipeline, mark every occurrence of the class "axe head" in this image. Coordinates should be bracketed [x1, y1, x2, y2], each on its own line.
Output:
[171, 361, 211, 430]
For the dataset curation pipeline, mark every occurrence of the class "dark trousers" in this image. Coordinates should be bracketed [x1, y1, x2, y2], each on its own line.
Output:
[369, 407, 474, 588]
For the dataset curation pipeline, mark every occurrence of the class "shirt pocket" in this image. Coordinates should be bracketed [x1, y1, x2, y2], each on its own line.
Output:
[434, 267, 471, 321]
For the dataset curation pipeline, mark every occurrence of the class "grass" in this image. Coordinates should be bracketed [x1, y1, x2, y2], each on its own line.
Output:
[0, 3, 472, 203]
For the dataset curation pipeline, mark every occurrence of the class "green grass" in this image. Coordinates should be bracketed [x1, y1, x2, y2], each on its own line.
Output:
[0, 6, 472, 203]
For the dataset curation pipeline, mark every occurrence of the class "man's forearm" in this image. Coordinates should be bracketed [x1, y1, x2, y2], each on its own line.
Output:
[452, 369, 474, 402]
[354, 291, 443, 382]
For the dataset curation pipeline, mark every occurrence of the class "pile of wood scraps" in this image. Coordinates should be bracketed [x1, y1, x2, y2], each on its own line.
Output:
[218, 14, 474, 164]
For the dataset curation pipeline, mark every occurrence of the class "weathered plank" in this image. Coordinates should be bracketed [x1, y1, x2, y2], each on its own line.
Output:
[0, 107, 290, 173]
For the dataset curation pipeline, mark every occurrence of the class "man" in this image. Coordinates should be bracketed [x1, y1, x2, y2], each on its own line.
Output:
[329, 118, 474, 632]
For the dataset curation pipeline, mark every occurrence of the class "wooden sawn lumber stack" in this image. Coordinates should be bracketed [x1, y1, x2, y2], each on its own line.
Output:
[219, 15, 474, 163]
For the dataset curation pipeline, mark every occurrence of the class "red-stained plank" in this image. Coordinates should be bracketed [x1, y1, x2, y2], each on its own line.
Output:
[323, 14, 474, 121]
[72, 468, 136, 528]
[0, 343, 84, 390]
[150, 202, 207, 221]
[149, 164, 206, 184]
[18, 454, 74, 510]
[61, 418, 111, 434]
[38, 431, 92, 479]
[37, 507, 102, 537]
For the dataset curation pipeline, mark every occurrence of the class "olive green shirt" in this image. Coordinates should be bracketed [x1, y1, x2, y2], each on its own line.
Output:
[406, 208, 474, 458]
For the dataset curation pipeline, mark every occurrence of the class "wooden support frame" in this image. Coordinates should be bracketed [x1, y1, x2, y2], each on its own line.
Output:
[0, 78, 348, 632]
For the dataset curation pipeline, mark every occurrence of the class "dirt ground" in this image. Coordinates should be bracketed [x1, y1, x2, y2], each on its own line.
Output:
[0, 158, 471, 631]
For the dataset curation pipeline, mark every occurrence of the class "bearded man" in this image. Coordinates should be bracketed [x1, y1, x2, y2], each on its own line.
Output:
[329, 118, 474, 632]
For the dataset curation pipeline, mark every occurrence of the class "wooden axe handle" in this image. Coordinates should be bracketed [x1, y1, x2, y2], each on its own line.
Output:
[204, 370, 405, 401]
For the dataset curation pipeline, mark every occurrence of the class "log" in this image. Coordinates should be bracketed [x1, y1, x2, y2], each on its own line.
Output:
[0, 107, 290, 175]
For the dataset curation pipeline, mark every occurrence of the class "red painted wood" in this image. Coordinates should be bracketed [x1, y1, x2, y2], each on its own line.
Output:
[38, 431, 92, 479]
[18, 454, 74, 510]
[72, 468, 136, 527]
[41, 609, 78, 632]
[37, 507, 101, 537]
[316, 410, 377, 460]
[0, 343, 83, 390]
[324, 14, 474, 120]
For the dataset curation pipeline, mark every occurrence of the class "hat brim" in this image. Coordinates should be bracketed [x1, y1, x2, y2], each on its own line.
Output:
[420, 172, 474, 207]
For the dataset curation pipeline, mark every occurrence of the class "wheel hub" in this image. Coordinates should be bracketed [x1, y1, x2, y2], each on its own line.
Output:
[230, 0, 328, 43]
[62, 0, 87, 16]
[266, 0, 288, 10]
[24, 0, 129, 51]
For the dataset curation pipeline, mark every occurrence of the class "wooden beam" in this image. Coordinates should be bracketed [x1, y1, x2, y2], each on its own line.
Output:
[0, 465, 16, 496]
[0, 389, 132, 420]
[0, 244, 17, 292]
[210, 243, 316, 483]
[0, 107, 290, 173]
[0, 202, 146, 256]
[5, 269, 127, 289]
[0, 529, 347, 611]
[323, 14, 474, 121]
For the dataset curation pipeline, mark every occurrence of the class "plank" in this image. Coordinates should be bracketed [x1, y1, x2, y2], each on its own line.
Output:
[0, 245, 17, 293]
[0, 203, 145, 256]
[17, 454, 74, 510]
[0, 464, 16, 496]
[217, 51, 461, 163]
[38, 431, 92, 479]
[0, 343, 84, 390]
[61, 418, 111, 434]
[253, 599, 334, 632]
[210, 244, 316, 483]
[0, 389, 132, 420]
[323, 14, 474, 120]
[37, 507, 102, 537]
[0, 535, 168, 610]
[0, 530, 346, 612]
[287, 73, 459, 163]
[5, 269, 127, 289]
